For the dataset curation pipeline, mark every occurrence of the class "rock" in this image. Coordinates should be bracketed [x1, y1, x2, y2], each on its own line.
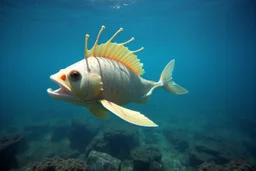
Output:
[120, 160, 133, 171]
[187, 140, 231, 166]
[68, 119, 98, 151]
[131, 145, 164, 171]
[85, 131, 104, 157]
[86, 150, 121, 171]
[149, 161, 165, 171]
[141, 128, 162, 144]
[0, 133, 28, 171]
[28, 157, 87, 171]
[85, 126, 139, 160]
[191, 130, 251, 166]
[187, 152, 205, 167]
[163, 129, 189, 152]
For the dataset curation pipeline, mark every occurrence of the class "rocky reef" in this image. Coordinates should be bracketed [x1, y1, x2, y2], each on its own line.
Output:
[68, 119, 99, 152]
[198, 159, 256, 171]
[85, 126, 139, 160]
[131, 145, 164, 171]
[26, 146, 165, 171]
[28, 157, 87, 171]
[86, 150, 121, 171]
[0, 133, 28, 171]
[1, 114, 255, 171]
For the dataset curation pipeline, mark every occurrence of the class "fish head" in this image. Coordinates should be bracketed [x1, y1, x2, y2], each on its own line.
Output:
[47, 60, 92, 106]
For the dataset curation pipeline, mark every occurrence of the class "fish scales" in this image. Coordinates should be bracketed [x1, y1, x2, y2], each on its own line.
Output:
[86, 57, 153, 105]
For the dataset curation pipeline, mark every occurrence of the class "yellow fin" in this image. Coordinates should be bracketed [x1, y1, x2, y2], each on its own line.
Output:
[89, 108, 110, 119]
[100, 99, 158, 127]
[84, 26, 145, 75]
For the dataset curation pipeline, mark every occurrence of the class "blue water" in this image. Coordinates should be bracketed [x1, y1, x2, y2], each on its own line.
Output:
[0, 0, 255, 170]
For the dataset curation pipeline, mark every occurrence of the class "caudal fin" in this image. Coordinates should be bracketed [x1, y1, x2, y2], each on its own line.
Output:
[159, 59, 188, 94]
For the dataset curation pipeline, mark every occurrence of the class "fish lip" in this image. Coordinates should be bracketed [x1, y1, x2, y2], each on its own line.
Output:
[47, 75, 73, 99]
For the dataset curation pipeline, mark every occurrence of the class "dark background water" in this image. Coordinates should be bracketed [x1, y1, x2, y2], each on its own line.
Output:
[0, 0, 255, 169]
[1, 0, 255, 129]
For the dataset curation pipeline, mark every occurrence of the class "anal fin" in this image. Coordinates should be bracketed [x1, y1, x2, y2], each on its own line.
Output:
[89, 108, 110, 119]
[100, 99, 158, 127]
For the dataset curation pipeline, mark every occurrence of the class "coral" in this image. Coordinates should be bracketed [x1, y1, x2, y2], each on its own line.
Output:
[0, 133, 28, 171]
[197, 161, 222, 171]
[222, 159, 256, 171]
[86, 150, 121, 171]
[198, 159, 256, 171]
[29, 157, 87, 171]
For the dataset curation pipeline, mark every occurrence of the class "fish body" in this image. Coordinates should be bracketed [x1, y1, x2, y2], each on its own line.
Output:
[47, 26, 188, 127]
[83, 57, 154, 105]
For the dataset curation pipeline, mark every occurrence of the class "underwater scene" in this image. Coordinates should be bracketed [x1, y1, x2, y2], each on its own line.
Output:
[0, 0, 255, 170]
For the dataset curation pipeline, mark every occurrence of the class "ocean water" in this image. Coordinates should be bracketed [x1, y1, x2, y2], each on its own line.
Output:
[0, 0, 255, 170]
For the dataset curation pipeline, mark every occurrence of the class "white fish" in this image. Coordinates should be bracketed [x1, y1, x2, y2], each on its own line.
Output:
[47, 26, 188, 127]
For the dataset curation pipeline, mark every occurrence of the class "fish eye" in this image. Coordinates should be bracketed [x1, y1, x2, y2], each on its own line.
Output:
[69, 70, 81, 81]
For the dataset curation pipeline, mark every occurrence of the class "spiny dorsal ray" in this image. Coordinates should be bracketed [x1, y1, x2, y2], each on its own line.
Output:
[84, 25, 145, 75]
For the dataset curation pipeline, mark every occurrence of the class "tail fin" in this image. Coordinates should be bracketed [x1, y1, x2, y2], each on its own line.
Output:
[159, 59, 188, 94]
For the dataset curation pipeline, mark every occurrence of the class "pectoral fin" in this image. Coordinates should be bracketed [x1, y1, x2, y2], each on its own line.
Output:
[89, 108, 110, 119]
[100, 99, 158, 127]
[136, 96, 150, 104]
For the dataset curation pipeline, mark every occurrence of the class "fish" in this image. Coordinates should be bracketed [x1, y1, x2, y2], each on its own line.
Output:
[47, 26, 188, 127]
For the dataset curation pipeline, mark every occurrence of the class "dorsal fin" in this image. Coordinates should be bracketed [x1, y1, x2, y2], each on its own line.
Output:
[84, 25, 145, 75]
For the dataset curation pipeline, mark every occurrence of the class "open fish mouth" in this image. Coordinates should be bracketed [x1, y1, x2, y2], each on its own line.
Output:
[47, 75, 73, 99]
